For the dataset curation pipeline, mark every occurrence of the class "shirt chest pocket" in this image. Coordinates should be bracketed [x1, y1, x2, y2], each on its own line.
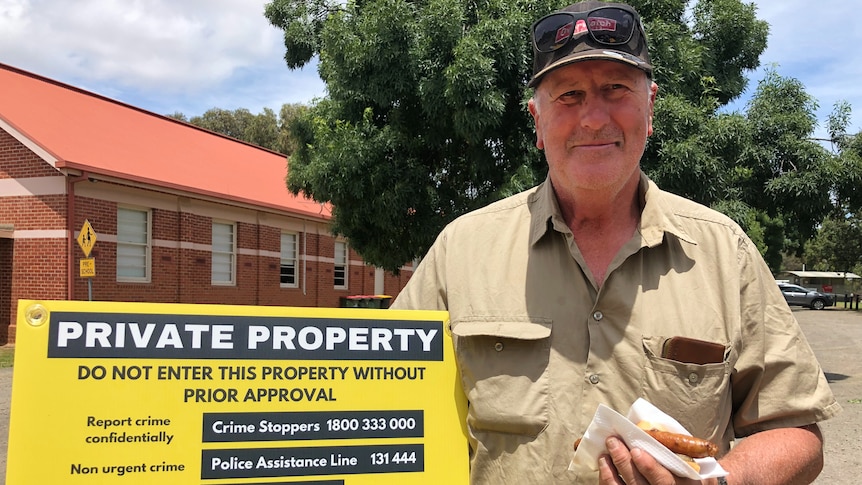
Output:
[641, 336, 732, 440]
[451, 317, 552, 437]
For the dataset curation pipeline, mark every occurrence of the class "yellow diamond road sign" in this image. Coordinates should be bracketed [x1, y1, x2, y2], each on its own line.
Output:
[76, 219, 97, 257]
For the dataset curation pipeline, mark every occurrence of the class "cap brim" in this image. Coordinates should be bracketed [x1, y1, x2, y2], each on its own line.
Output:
[528, 49, 652, 87]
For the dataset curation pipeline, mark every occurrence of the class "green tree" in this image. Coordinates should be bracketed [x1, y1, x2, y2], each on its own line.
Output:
[166, 112, 188, 122]
[167, 105, 310, 156]
[804, 211, 862, 276]
[828, 102, 862, 213]
[279, 103, 311, 155]
[268, 0, 550, 271]
[190, 108, 256, 140]
[801, 103, 862, 275]
[266, 0, 776, 272]
[245, 107, 281, 151]
[730, 69, 835, 262]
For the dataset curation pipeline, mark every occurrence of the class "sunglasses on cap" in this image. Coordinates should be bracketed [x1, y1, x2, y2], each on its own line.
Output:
[532, 6, 639, 53]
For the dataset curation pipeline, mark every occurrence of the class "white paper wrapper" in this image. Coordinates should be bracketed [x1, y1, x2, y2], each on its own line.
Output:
[569, 398, 728, 480]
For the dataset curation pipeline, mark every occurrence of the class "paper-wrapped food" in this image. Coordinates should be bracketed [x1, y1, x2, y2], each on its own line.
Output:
[569, 398, 729, 481]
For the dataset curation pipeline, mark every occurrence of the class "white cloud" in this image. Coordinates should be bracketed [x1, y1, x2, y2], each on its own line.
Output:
[738, 0, 862, 137]
[1, 0, 860, 135]
[0, 0, 325, 115]
[4, 0, 271, 87]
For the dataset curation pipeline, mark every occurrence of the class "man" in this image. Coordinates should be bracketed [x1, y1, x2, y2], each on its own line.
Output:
[391, 2, 840, 484]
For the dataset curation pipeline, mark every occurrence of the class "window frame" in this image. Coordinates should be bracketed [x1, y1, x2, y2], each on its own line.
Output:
[116, 206, 152, 283]
[280, 232, 299, 288]
[211, 220, 237, 286]
[334, 240, 348, 289]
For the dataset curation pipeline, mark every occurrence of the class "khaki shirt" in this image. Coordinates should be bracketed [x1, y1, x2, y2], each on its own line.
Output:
[392, 173, 840, 484]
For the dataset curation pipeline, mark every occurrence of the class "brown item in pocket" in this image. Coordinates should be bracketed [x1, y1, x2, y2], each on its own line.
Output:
[661, 336, 725, 365]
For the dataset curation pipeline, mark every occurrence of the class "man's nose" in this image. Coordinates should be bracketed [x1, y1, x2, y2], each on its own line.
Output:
[578, 94, 611, 130]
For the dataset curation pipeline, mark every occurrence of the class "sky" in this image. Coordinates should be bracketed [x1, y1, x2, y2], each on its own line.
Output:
[1, 0, 860, 141]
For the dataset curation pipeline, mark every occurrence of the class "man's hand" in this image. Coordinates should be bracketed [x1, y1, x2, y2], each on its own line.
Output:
[598, 436, 712, 485]
[598, 424, 824, 485]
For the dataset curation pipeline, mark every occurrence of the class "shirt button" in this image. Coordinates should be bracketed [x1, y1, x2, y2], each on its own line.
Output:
[494, 342, 504, 352]
[589, 374, 600, 384]
[592, 311, 603, 322]
[688, 372, 699, 384]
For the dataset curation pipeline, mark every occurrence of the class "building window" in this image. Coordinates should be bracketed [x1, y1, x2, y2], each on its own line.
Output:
[280, 233, 298, 287]
[334, 241, 348, 289]
[212, 221, 236, 285]
[116, 207, 151, 282]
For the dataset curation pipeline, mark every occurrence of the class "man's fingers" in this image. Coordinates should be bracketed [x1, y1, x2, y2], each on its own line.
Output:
[598, 455, 626, 484]
[629, 447, 704, 485]
[606, 436, 645, 484]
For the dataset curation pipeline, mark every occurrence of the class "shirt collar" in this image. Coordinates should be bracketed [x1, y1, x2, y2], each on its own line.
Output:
[527, 171, 697, 248]
[528, 177, 561, 246]
[638, 172, 697, 247]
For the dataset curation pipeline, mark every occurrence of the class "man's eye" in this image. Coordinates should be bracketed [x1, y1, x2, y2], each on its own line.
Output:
[559, 91, 583, 101]
[604, 84, 630, 98]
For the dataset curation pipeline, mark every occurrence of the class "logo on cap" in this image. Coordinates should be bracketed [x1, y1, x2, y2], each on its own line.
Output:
[589, 16, 617, 32]
[556, 21, 575, 44]
[574, 19, 588, 36]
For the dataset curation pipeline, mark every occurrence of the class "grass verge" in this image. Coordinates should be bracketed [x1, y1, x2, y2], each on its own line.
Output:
[0, 345, 14, 368]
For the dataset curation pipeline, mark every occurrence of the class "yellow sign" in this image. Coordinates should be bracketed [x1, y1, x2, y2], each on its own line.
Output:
[76, 220, 97, 257]
[8, 301, 469, 485]
[80, 258, 96, 278]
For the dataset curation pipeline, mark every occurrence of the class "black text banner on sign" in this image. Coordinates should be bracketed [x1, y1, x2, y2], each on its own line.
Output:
[7, 300, 468, 485]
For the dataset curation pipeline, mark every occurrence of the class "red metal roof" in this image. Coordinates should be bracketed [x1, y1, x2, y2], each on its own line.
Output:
[0, 63, 330, 220]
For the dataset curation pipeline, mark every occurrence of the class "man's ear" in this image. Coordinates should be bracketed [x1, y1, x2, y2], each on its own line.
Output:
[528, 97, 544, 150]
[647, 82, 658, 137]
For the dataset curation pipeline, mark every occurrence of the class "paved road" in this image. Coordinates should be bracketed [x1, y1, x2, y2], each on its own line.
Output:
[1, 363, 9, 485]
[796, 308, 862, 484]
[1, 309, 860, 483]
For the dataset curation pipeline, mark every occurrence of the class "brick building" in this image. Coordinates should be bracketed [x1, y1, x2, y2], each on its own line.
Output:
[0, 63, 413, 345]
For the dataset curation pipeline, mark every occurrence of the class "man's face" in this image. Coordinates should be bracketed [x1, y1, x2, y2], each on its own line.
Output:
[528, 60, 657, 197]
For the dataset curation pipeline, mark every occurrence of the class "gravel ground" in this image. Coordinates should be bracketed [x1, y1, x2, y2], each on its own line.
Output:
[1, 309, 860, 483]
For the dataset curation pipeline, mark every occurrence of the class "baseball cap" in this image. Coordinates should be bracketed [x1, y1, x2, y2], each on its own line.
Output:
[528, 1, 652, 87]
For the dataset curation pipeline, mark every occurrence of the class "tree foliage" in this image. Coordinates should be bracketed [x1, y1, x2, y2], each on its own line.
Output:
[267, 0, 549, 271]
[265, 0, 859, 273]
[168, 104, 309, 155]
[801, 106, 862, 275]
[828, 102, 862, 213]
[804, 211, 862, 276]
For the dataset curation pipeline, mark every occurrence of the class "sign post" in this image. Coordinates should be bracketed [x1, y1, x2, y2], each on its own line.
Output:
[76, 220, 97, 300]
[7, 301, 469, 485]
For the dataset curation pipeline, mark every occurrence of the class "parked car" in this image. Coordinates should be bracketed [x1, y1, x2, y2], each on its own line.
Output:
[778, 283, 834, 310]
